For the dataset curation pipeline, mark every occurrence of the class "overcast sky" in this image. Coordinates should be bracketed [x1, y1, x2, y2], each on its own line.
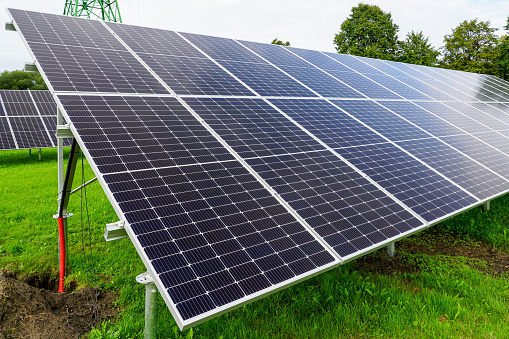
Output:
[1, 0, 509, 71]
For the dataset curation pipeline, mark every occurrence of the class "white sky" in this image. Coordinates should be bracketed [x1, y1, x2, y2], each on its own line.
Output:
[1, 0, 509, 71]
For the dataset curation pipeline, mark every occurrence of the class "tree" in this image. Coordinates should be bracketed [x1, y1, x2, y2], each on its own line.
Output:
[333, 3, 399, 60]
[441, 19, 499, 75]
[271, 38, 290, 46]
[0, 70, 47, 90]
[397, 31, 440, 66]
[498, 17, 509, 80]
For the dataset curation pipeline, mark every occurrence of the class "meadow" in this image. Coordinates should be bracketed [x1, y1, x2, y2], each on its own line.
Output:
[1, 148, 508, 338]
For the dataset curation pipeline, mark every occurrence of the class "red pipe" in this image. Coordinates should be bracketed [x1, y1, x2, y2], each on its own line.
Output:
[58, 217, 65, 293]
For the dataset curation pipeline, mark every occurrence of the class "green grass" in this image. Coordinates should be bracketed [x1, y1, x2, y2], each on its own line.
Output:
[1, 148, 509, 338]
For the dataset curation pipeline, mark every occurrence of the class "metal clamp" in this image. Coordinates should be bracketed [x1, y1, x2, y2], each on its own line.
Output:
[104, 220, 128, 241]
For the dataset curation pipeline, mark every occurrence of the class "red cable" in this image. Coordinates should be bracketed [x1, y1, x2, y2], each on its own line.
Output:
[58, 217, 65, 293]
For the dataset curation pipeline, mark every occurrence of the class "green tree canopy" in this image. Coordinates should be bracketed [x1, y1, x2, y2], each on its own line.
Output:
[498, 17, 509, 80]
[271, 38, 290, 46]
[441, 19, 500, 75]
[397, 31, 440, 66]
[333, 3, 399, 60]
[0, 70, 47, 90]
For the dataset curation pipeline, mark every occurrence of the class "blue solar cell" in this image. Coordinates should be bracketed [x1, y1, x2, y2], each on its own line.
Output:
[440, 134, 509, 180]
[8, 116, 54, 149]
[246, 150, 424, 257]
[59, 93, 335, 323]
[362, 74, 432, 100]
[277, 66, 365, 98]
[138, 53, 254, 96]
[324, 53, 387, 75]
[470, 131, 509, 155]
[324, 71, 402, 99]
[0, 117, 16, 150]
[377, 101, 464, 137]
[217, 60, 317, 97]
[396, 138, 509, 200]
[415, 102, 492, 134]
[269, 98, 387, 148]
[184, 97, 325, 157]
[335, 142, 478, 222]
[332, 100, 431, 142]
[238, 40, 311, 68]
[287, 48, 356, 72]
[443, 102, 509, 131]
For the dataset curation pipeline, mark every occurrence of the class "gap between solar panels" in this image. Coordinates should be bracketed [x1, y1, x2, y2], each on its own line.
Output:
[6, 8, 509, 332]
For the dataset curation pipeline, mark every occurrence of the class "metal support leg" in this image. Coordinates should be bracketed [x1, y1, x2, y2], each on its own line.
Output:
[387, 242, 396, 257]
[137, 272, 158, 339]
[38, 148, 42, 161]
[484, 200, 490, 211]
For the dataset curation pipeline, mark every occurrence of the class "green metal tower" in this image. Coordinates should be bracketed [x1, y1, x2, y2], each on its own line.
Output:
[63, 0, 122, 22]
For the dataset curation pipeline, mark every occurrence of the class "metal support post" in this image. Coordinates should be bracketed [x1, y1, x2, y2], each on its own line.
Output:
[484, 200, 490, 211]
[38, 148, 42, 160]
[57, 108, 66, 264]
[387, 242, 396, 257]
[137, 272, 158, 339]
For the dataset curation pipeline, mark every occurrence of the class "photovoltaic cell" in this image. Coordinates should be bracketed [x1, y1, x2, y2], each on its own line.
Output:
[58, 93, 336, 322]
[269, 98, 387, 148]
[277, 65, 365, 98]
[469, 102, 509, 125]
[443, 102, 509, 131]
[362, 74, 432, 100]
[9, 9, 169, 94]
[390, 76, 457, 101]
[332, 100, 431, 142]
[184, 97, 325, 157]
[1, 90, 39, 116]
[285, 48, 356, 72]
[246, 150, 424, 258]
[8, 116, 53, 149]
[217, 60, 317, 97]
[238, 41, 312, 68]
[0, 117, 16, 149]
[335, 142, 478, 222]
[439, 134, 509, 180]
[416, 101, 492, 134]
[377, 101, 465, 138]
[324, 53, 387, 75]
[396, 138, 509, 200]
[470, 131, 509, 155]
[324, 71, 402, 99]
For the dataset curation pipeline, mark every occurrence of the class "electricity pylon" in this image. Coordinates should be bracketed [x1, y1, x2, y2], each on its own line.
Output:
[63, 0, 122, 22]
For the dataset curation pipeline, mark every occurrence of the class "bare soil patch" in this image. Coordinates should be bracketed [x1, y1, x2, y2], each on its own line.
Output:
[355, 228, 509, 276]
[0, 270, 117, 339]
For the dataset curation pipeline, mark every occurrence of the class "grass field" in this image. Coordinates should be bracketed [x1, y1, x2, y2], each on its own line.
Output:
[1, 148, 509, 338]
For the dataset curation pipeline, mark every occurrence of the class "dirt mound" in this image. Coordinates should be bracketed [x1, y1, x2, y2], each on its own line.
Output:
[355, 229, 509, 276]
[0, 270, 117, 339]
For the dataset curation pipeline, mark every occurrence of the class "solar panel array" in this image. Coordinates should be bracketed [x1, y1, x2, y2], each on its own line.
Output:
[0, 90, 67, 150]
[8, 8, 509, 330]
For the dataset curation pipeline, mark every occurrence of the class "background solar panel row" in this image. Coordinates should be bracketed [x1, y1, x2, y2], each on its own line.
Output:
[0, 90, 67, 150]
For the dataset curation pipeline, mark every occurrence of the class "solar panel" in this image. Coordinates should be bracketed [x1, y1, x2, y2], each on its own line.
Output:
[9, 7, 509, 330]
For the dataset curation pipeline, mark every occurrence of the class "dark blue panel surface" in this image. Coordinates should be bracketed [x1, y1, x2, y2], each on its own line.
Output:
[332, 100, 430, 142]
[246, 150, 424, 257]
[138, 53, 253, 96]
[218, 60, 317, 97]
[239, 41, 311, 68]
[181, 32, 265, 63]
[9, 10, 169, 94]
[416, 102, 492, 134]
[288, 48, 357, 72]
[184, 97, 325, 157]
[9, 116, 53, 149]
[31, 91, 57, 116]
[336, 142, 478, 222]
[440, 134, 509, 180]
[378, 101, 464, 137]
[397, 138, 509, 200]
[325, 71, 402, 99]
[106, 22, 203, 58]
[362, 74, 432, 100]
[59, 95, 236, 173]
[0, 117, 16, 150]
[269, 98, 387, 148]
[278, 66, 365, 98]
[1, 90, 39, 116]
[59, 94, 335, 322]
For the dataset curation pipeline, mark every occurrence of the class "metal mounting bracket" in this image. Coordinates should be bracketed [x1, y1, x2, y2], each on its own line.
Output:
[104, 220, 128, 241]
[57, 124, 74, 138]
[24, 62, 39, 73]
[5, 21, 15, 31]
